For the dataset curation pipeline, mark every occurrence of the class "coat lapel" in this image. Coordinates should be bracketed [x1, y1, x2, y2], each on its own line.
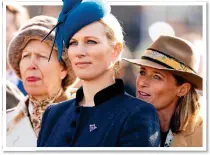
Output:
[171, 116, 203, 147]
[7, 116, 37, 147]
[7, 97, 37, 147]
[171, 132, 187, 147]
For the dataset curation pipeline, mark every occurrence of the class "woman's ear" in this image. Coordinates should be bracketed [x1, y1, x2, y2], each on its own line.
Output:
[177, 82, 191, 97]
[112, 42, 122, 60]
[60, 68, 68, 80]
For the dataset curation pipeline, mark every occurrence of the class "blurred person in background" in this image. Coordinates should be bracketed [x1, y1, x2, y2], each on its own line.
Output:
[6, 4, 30, 109]
[37, 0, 160, 147]
[6, 15, 76, 147]
[41, 6, 62, 18]
[6, 5, 29, 50]
[181, 33, 204, 90]
[117, 46, 136, 96]
[124, 35, 203, 147]
[6, 80, 25, 110]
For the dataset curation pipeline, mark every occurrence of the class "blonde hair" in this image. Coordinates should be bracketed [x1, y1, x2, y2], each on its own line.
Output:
[98, 13, 124, 76]
[99, 14, 124, 46]
[171, 75, 200, 133]
[60, 50, 76, 91]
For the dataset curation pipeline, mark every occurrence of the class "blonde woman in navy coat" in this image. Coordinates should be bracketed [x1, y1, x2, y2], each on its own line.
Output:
[37, 0, 160, 147]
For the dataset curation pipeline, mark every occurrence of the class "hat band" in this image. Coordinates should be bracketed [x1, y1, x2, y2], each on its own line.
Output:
[141, 49, 196, 74]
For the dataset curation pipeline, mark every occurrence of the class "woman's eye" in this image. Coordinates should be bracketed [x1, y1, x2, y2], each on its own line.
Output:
[40, 55, 47, 59]
[153, 75, 161, 80]
[22, 54, 29, 59]
[69, 41, 78, 46]
[87, 40, 97, 44]
[139, 70, 145, 75]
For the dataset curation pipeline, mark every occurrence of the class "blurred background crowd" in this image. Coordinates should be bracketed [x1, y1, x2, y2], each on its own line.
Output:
[5, 3, 204, 109]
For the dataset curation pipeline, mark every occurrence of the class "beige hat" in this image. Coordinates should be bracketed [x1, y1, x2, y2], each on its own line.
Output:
[7, 15, 76, 91]
[123, 35, 202, 90]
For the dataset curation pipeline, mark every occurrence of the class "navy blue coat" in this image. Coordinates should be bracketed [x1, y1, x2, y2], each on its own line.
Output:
[37, 79, 160, 147]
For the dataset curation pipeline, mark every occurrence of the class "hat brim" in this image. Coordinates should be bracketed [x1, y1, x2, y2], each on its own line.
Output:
[7, 27, 55, 79]
[123, 58, 203, 90]
[7, 26, 76, 89]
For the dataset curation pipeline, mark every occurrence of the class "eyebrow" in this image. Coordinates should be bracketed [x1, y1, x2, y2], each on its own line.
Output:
[140, 67, 166, 77]
[22, 50, 48, 55]
[153, 71, 166, 78]
[140, 67, 146, 70]
[70, 36, 99, 41]
[22, 50, 30, 54]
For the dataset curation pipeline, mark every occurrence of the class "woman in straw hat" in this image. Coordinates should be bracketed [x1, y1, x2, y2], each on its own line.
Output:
[37, 0, 160, 147]
[6, 15, 77, 147]
[124, 35, 203, 147]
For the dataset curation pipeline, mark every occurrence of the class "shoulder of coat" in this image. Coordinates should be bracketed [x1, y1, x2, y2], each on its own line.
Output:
[6, 98, 28, 120]
[6, 107, 17, 113]
[6, 80, 25, 101]
[182, 115, 203, 137]
[66, 88, 78, 99]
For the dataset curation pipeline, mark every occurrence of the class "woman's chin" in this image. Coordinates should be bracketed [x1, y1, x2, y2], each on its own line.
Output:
[76, 74, 95, 81]
[25, 87, 45, 96]
[75, 71, 105, 81]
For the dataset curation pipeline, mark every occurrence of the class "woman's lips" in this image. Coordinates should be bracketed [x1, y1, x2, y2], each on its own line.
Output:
[26, 76, 41, 82]
[137, 91, 151, 101]
[75, 62, 91, 68]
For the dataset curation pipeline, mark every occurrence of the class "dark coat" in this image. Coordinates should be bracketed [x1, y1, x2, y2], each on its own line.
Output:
[37, 79, 160, 147]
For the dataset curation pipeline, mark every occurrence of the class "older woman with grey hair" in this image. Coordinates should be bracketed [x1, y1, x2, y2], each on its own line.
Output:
[6, 15, 76, 147]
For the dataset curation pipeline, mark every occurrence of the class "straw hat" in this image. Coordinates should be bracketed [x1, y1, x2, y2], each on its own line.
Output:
[123, 35, 202, 90]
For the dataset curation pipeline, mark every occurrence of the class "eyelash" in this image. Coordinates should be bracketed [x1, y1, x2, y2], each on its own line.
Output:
[40, 55, 47, 59]
[139, 70, 146, 75]
[87, 40, 97, 44]
[69, 41, 77, 46]
[21, 54, 47, 59]
[139, 70, 162, 80]
[69, 40, 97, 46]
[22, 54, 29, 58]
[153, 75, 161, 80]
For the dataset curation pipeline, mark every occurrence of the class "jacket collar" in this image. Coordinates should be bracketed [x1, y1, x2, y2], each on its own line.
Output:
[7, 96, 30, 134]
[13, 96, 30, 117]
[7, 92, 71, 134]
[75, 79, 125, 106]
[182, 115, 203, 136]
[171, 115, 203, 147]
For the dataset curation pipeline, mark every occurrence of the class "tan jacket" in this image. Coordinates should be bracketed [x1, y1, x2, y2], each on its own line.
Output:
[6, 89, 78, 147]
[171, 116, 203, 147]
[6, 97, 37, 147]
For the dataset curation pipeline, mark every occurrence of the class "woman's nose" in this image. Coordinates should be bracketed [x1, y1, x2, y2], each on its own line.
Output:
[136, 75, 149, 88]
[28, 55, 38, 70]
[75, 44, 87, 58]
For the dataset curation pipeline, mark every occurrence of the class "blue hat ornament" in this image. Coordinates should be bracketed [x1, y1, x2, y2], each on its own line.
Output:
[42, 0, 111, 61]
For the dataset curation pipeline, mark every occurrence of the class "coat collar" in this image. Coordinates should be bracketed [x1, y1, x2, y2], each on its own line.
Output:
[171, 115, 203, 147]
[7, 96, 30, 134]
[7, 91, 74, 134]
[75, 79, 125, 106]
[182, 115, 203, 136]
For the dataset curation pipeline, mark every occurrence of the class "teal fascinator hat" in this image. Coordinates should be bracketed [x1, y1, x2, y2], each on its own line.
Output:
[42, 0, 111, 61]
